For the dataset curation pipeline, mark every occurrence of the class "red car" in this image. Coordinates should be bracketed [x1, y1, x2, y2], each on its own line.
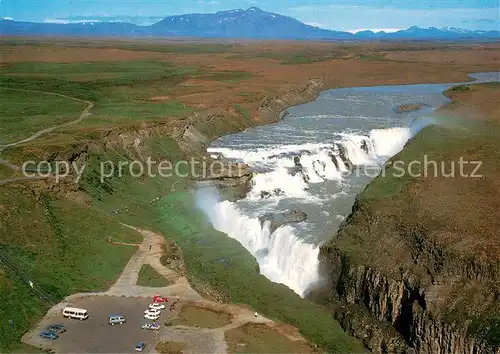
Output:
[153, 295, 168, 303]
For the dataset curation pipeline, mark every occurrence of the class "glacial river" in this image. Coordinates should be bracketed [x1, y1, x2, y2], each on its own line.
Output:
[196, 72, 499, 297]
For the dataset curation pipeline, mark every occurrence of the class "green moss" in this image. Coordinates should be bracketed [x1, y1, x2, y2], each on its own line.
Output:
[137, 264, 170, 287]
[359, 124, 474, 202]
[0, 61, 196, 129]
[449, 85, 471, 93]
[468, 314, 500, 347]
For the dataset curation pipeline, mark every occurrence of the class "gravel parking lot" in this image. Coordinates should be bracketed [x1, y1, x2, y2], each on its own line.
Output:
[25, 295, 175, 353]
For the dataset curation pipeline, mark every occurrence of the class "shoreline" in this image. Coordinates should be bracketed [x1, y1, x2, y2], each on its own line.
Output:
[190, 70, 497, 157]
[201, 71, 494, 164]
[195, 70, 499, 301]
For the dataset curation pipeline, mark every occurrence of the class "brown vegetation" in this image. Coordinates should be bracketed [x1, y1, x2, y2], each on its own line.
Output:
[225, 323, 319, 353]
[172, 304, 233, 328]
[156, 341, 186, 354]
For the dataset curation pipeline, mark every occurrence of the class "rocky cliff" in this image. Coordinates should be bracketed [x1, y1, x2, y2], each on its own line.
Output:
[319, 83, 500, 354]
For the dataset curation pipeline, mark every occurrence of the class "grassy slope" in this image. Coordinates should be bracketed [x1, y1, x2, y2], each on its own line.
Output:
[137, 264, 170, 287]
[0, 42, 366, 352]
[0, 135, 364, 353]
[74, 137, 365, 352]
[156, 192, 364, 352]
[225, 323, 318, 353]
[0, 187, 140, 349]
[332, 83, 500, 348]
[0, 88, 87, 144]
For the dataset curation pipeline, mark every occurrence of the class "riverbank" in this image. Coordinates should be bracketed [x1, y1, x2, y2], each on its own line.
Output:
[320, 81, 500, 353]
[200, 71, 498, 302]
[1, 39, 499, 352]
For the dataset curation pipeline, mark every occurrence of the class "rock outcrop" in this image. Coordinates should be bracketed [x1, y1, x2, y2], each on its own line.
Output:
[321, 232, 499, 353]
[336, 143, 353, 170]
[395, 103, 427, 113]
[259, 210, 307, 234]
[199, 161, 254, 201]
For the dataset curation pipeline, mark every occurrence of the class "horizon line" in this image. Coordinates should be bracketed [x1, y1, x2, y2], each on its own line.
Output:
[1, 17, 496, 34]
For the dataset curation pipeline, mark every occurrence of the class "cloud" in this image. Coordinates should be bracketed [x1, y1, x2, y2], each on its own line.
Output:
[197, 0, 220, 5]
[2, 17, 14, 20]
[475, 18, 497, 23]
[44, 19, 101, 24]
[44, 15, 165, 26]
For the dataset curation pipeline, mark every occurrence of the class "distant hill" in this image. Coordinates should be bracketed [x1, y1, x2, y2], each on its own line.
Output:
[149, 7, 352, 39]
[357, 26, 500, 40]
[1, 7, 498, 41]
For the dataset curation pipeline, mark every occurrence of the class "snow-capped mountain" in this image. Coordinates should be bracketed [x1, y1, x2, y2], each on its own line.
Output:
[1, 8, 498, 40]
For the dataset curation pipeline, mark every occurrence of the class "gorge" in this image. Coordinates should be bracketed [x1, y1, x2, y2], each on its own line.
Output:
[197, 72, 500, 353]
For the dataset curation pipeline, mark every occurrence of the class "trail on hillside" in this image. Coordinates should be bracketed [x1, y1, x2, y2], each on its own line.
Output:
[21, 225, 310, 354]
[0, 88, 94, 185]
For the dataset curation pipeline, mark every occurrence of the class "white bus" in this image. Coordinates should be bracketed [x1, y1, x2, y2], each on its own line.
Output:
[62, 307, 89, 320]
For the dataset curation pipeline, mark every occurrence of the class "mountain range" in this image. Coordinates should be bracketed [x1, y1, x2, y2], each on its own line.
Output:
[1, 7, 498, 41]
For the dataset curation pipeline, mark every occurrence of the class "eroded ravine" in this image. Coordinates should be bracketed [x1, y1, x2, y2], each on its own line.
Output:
[197, 72, 500, 298]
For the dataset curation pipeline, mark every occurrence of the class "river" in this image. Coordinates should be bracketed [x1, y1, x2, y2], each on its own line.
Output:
[195, 72, 499, 297]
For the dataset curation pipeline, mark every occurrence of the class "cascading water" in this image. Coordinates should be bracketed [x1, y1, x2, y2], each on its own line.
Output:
[196, 187, 320, 296]
[198, 124, 421, 297]
[196, 73, 499, 298]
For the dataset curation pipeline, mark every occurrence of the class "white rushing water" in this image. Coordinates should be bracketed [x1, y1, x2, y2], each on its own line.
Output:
[199, 124, 420, 296]
[196, 73, 500, 297]
[196, 187, 321, 295]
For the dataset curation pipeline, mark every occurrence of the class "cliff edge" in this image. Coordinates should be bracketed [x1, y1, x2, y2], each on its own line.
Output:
[320, 82, 500, 353]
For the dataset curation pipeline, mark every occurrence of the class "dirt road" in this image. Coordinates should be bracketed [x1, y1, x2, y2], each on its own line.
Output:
[0, 88, 94, 150]
[22, 225, 310, 353]
[0, 88, 94, 186]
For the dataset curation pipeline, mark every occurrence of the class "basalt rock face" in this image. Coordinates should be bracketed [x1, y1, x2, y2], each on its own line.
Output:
[333, 302, 409, 353]
[319, 195, 500, 354]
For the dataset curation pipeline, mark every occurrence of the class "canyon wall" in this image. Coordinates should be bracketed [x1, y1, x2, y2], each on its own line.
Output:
[319, 104, 500, 353]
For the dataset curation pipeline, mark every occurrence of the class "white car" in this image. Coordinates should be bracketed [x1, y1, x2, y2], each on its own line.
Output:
[144, 312, 160, 321]
[141, 323, 160, 330]
[144, 308, 160, 315]
[149, 303, 165, 311]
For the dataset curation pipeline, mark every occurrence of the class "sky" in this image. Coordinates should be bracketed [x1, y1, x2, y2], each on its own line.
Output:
[1, 0, 499, 32]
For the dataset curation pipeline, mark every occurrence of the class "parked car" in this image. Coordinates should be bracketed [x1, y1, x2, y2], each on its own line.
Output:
[149, 303, 165, 311]
[153, 295, 168, 303]
[108, 315, 126, 325]
[144, 312, 160, 321]
[46, 324, 66, 334]
[40, 331, 58, 340]
[141, 323, 160, 330]
[135, 341, 147, 352]
[144, 308, 160, 316]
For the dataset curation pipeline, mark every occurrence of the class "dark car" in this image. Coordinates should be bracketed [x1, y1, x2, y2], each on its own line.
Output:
[135, 342, 146, 352]
[40, 331, 58, 340]
[46, 324, 66, 334]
